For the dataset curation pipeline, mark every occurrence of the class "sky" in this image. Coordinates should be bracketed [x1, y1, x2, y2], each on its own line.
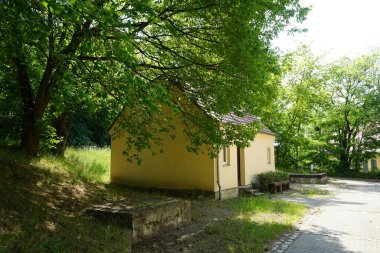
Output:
[273, 0, 380, 60]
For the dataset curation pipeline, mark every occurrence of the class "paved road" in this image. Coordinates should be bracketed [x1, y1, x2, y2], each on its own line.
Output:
[283, 178, 380, 253]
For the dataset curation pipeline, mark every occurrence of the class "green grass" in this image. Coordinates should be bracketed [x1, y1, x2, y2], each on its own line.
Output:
[224, 197, 307, 218]
[1, 147, 308, 253]
[328, 170, 380, 180]
[193, 197, 307, 253]
[0, 147, 131, 253]
[276, 167, 310, 174]
[64, 147, 111, 183]
[294, 187, 330, 197]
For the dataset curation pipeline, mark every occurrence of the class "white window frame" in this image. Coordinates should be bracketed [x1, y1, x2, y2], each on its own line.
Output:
[363, 161, 369, 172]
[267, 147, 272, 164]
[222, 146, 230, 166]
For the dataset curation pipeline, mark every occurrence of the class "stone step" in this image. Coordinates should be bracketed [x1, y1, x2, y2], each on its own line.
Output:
[245, 188, 259, 194]
[237, 185, 261, 195]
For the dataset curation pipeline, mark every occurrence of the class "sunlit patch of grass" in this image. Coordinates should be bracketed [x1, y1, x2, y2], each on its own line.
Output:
[294, 187, 330, 197]
[203, 218, 292, 253]
[196, 197, 307, 253]
[64, 147, 110, 183]
[223, 197, 307, 218]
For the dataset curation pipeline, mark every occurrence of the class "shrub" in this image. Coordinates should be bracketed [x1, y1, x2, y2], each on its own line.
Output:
[328, 169, 380, 180]
[276, 171, 289, 181]
[256, 171, 289, 192]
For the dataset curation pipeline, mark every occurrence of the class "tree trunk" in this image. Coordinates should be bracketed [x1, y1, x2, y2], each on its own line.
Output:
[15, 54, 55, 155]
[14, 53, 42, 155]
[20, 113, 42, 155]
[14, 13, 91, 155]
[51, 112, 71, 156]
[338, 151, 350, 172]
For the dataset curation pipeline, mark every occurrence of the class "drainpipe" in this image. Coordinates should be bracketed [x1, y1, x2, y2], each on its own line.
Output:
[216, 149, 222, 200]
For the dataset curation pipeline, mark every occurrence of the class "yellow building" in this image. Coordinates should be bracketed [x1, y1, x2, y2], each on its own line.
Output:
[109, 113, 275, 199]
[363, 153, 380, 172]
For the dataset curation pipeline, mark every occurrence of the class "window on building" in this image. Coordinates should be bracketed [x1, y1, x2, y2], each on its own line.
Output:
[267, 147, 271, 164]
[363, 161, 368, 172]
[222, 146, 230, 165]
[371, 159, 377, 169]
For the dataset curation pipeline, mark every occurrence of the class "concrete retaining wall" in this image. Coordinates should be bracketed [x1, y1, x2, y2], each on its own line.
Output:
[131, 199, 191, 242]
[86, 198, 191, 243]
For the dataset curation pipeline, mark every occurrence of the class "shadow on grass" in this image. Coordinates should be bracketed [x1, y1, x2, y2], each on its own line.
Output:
[221, 196, 307, 216]
[131, 196, 307, 253]
[197, 218, 293, 253]
[0, 148, 132, 253]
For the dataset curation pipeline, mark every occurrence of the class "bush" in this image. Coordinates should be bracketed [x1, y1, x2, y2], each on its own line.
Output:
[328, 169, 380, 180]
[256, 171, 289, 192]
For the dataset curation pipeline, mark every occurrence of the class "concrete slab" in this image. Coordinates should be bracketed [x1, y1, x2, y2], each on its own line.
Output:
[86, 198, 191, 242]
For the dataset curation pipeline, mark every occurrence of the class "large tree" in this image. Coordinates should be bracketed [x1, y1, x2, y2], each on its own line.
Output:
[268, 48, 380, 172]
[320, 53, 380, 172]
[264, 46, 327, 170]
[1, 0, 308, 155]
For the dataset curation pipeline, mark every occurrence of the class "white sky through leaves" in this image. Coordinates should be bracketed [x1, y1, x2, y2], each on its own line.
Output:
[273, 0, 380, 60]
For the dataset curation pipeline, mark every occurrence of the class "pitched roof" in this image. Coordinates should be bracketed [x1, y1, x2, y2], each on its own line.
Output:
[109, 108, 275, 136]
[221, 113, 275, 136]
[220, 114, 259, 125]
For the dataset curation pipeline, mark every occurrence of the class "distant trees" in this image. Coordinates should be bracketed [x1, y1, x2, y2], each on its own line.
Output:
[265, 46, 326, 170]
[319, 54, 380, 172]
[0, 0, 308, 156]
[267, 47, 380, 172]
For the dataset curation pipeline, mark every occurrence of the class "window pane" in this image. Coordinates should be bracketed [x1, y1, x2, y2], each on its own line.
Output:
[363, 161, 368, 172]
[371, 159, 377, 169]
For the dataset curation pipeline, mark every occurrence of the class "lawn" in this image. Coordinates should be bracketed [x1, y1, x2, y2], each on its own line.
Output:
[0, 147, 307, 253]
[195, 198, 306, 253]
[293, 187, 330, 197]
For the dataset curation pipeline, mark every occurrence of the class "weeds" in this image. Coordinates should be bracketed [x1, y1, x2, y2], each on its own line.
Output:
[64, 147, 111, 183]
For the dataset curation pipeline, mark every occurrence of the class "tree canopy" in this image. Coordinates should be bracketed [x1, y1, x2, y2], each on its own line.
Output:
[0, 0, 309, 156]
[267, 46, 380, 172]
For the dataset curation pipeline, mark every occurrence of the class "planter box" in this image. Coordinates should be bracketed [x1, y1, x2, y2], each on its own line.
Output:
[282, 180, 290, 190]
[268, 181, 291, 193]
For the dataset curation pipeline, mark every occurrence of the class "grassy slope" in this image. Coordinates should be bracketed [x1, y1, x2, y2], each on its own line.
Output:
[64, 147, 111, 183]
[1, 147, 307, 253]
[0, 147, 131, 253]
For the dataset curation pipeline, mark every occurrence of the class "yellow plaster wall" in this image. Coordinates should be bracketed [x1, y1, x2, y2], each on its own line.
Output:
[109, 105, 275, 193]
[241, 133, 276, 185]
[110, 118, 215, 192]
[364, 154, 380, 170]
[214, 145, 239, 191]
